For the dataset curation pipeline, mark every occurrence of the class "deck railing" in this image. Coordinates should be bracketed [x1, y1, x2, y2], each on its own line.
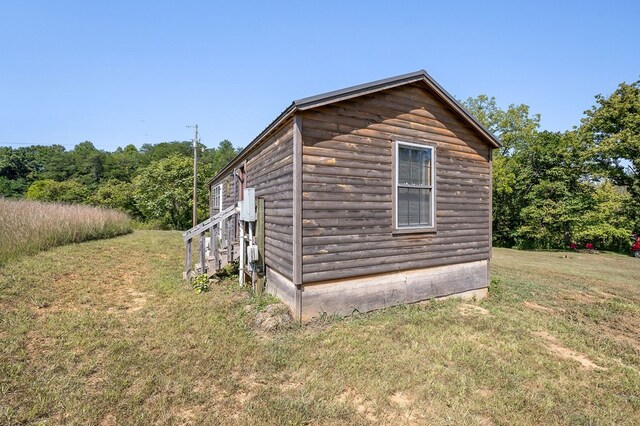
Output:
[183, 204, 237, 279]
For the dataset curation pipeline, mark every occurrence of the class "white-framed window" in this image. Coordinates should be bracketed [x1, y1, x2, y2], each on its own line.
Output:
[212, 184, 222, 214]
[395, 141, 435, 230]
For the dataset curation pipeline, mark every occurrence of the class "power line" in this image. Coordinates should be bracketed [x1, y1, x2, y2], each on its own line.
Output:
[0, 142, 79, 147]
[0, 141, 205, 151]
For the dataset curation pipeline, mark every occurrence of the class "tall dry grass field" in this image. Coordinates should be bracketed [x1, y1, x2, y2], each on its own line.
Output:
[0, 198, 132, 264]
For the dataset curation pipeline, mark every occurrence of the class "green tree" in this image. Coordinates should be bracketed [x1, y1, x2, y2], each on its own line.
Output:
[463, 95, 541, 155]
[91, 179, 140, 218]
[133, 155, 210, 229]
[25, 179, 90, 204]
[0, 147, 28, 197]
[573, 181, 630, 251]
[69, 141, 106, 187]
[28, 145, 71, 182]
[463, 95, 542, 247]
[139, 141, 193, 165]
[103, 144, 142, 182]
[0, 145, 71, 197]
[201, 139, 239, 173]
[514, 131, 594, 248]
[581, 79, 640, 226]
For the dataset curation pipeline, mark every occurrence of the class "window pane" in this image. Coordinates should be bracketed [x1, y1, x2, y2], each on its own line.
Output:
[398, 146, 431, 186]
[408, 188, 420, 225]
[398, 147, 411, 184]
[397, 187, 431, 227]
[410, 148, 422, 185]
[420, 188, 431, 226]
[422, 149, 431, 186]
[398, 187, 410, 226]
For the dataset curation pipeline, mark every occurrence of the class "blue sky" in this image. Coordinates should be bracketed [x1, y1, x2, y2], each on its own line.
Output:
[1, 0, 639, 151]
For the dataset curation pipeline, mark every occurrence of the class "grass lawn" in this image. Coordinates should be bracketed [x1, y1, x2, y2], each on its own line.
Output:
[1, 231, 639, 425]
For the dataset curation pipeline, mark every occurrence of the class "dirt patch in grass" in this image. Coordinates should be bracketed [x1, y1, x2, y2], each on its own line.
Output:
[523, 301, 558, 313]
[124, 289, 148, 312]
[106, 288, 150, 314]
[559, 290, 598, 303]
[253, 303, 293, 332]
[458, 303, 490, 316]
[337, 386, 379, 422]
[475, 388, 493, 398]
[278, 381, 304, 391]
[593, 290, 616, 299]
[616, 333, 640, 352]
[388, 390, 414, 408]
[99, 413, 116, 426]
[534, 331, 606, 370]
[173, 405, 205, 424]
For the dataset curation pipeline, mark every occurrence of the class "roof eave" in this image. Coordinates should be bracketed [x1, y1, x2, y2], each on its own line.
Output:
[206, 103, 297, 186]
[418, 71, 502, 149]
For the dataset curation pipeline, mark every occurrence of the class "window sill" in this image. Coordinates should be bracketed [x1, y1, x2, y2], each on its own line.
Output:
[392, 227, 437, 236]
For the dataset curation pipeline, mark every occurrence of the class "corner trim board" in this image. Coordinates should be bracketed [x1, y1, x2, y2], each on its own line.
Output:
[292, 115, 303, 285]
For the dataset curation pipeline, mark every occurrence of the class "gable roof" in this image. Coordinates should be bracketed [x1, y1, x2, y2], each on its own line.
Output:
[209, 70, 501, 185]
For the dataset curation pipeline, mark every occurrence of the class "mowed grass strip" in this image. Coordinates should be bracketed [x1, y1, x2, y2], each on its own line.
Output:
[1, 232, 639, 425]
[0, 198, 132, 265]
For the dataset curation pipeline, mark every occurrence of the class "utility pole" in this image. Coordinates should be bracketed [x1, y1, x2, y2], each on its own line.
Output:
[187, 124, 199, 227]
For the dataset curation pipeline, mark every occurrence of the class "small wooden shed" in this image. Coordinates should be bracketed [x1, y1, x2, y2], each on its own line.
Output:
[205, 70, 500, 320]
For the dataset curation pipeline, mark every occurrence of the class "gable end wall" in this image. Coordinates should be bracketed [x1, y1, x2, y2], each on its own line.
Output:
[300, 83, 492, 284]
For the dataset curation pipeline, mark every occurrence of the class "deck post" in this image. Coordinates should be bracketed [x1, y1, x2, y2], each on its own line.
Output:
[185, 238, 192, 279]
[212, 224, 220, 271]
[199, 231, 206, 275]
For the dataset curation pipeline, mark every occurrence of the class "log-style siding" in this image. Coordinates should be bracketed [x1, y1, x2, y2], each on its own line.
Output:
[245, 122, 295, 280]
[301, 83, 491, 283]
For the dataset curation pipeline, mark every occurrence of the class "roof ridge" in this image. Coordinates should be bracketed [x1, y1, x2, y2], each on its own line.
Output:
[294, 70, 428, 108]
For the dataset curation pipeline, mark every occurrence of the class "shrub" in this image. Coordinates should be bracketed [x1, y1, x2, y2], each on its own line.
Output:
[192, 274, 210, 293]
[25, 179, 89, 204]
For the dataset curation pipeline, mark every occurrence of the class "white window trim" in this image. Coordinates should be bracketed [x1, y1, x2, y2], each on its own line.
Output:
[212, 183, 223, 214]
[394, 140, 436, 231]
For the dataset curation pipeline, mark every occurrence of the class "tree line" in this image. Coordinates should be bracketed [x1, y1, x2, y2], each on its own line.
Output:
[1, 78, 638, 248]
[463, 79, 639, 252]
[0, 140, 238, 229]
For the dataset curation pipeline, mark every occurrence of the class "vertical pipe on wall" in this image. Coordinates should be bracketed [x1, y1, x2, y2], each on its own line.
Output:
[248, 222, 255, 291]
[239, 220, 245, 287]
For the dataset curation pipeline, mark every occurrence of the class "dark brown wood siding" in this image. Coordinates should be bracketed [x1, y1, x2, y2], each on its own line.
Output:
[245, 122, 295, 280]
[222, 173, 235, 210]
[301, 83, 491, 283]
